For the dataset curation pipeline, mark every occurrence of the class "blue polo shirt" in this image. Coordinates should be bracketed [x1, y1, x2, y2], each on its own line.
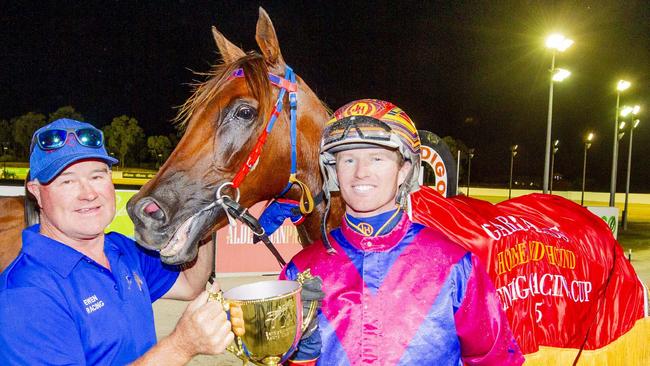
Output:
[0, 225, 180, 365]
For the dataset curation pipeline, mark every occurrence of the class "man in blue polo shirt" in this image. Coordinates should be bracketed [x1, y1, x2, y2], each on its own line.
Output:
[0, 118, 242, 365]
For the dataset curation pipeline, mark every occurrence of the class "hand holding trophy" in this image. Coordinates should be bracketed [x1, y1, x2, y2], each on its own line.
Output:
[209, 269, 319, 366]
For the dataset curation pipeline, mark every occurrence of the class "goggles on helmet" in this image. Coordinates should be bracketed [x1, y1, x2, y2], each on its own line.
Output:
[321, 116, 400, 156]
[31, 127, 105, 152]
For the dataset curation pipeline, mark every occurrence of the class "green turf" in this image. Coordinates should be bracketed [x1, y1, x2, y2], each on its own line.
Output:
[618, 222, 650, 251]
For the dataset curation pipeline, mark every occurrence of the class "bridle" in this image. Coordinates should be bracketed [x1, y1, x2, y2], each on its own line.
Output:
[201, 65, 317, 267]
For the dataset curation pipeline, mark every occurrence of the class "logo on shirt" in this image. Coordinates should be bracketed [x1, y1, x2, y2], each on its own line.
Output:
[124, 271, 144, 292]
[133, 271, 143, 292]
[357, 223, 374, 236]
[83, 294, 105, 314]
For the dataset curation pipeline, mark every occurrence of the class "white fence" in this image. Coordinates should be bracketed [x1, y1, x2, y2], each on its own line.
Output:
[459, 187, 650, 205]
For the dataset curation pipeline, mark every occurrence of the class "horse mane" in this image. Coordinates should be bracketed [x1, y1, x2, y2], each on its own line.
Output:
[23, 172, 39, 226]
[174, 52, 273, 130]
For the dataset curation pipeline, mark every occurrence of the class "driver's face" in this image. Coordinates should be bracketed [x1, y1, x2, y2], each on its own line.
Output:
[335, 147, 409, 217]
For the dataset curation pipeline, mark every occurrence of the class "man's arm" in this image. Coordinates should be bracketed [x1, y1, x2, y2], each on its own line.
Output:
[131, 283, 245, 365]
[280, 262, 322, 366]
[163, 239, 215, 300]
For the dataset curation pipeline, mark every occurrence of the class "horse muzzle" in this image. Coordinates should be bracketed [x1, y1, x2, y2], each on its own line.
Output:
[128, 196, 218, 264]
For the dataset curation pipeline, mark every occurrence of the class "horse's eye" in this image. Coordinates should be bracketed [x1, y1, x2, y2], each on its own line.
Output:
[235, 106, 256, 120]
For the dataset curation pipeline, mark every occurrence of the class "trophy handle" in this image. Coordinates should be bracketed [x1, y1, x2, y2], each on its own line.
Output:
[295, 269, 319, 335]
[207, 291, 248, 363]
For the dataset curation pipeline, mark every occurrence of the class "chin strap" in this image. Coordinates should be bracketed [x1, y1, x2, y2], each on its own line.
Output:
[319, 191, 337, 255]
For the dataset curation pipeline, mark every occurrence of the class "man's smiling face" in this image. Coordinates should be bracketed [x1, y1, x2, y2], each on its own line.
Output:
[335, 147, 410, 217]
[28, 159, 116, 244]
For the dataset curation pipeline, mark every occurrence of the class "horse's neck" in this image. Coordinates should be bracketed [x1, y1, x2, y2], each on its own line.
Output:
[284, 97, 344, 245]
[0, 197, 26, 271]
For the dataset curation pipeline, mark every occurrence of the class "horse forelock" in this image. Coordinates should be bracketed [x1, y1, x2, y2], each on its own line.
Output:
[174, 52, 272, 131]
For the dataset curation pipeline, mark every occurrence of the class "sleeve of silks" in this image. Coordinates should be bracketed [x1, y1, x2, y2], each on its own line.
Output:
[278, 260, 295, 281]
[454, 253, 525, 366]
[286, 330, 321, 364]
[280, 262, 322, 365]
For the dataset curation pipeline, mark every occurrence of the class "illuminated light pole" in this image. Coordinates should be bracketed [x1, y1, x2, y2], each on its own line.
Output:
[543, 67, 571, 193]
[466, 148, 475, 196]
[549, 140, 559, 194]
[622, 109, 640, 230]
[620, 104, 640, 120]
[581, 132, 594, 205]
[456, 149, 461, 193]
[616, 122, 627, 194]
[552, 68, 571, 82]
[609, 80, 631, 206]
[508, 145, 518, 199]
[543, 34, 573, 194]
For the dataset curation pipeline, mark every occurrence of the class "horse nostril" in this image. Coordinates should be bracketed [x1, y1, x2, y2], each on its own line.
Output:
[143, 202, 165, 221]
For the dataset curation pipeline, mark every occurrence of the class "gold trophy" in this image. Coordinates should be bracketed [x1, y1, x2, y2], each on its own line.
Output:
[211, 270, 318, 366]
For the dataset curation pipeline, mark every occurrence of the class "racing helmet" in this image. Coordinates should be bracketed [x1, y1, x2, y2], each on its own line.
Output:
[319, 99, 421, 207]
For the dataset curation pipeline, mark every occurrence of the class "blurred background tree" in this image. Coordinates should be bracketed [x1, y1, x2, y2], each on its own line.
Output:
[12, 112, 46, 159]
[2, 106, 180, 168]
[147, 135, 172, 168]
[103, 115, 144, 169]
[48, 106, 84, 122]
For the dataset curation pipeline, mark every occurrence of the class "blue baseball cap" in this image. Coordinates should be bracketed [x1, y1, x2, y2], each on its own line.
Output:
[29, 118, 119, 184]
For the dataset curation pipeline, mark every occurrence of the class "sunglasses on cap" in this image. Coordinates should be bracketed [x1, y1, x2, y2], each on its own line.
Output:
[31, 127, 105, 152]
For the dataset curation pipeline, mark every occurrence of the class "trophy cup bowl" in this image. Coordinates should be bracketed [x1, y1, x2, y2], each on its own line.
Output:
[221, 279, 313, 366]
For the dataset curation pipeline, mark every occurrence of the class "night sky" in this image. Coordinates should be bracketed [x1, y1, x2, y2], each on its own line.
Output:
[2, 1, 649, 192]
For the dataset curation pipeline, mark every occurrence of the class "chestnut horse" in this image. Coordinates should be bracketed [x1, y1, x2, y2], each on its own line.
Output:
[0, 188, 38, 271]
[0, 197, 26, 271]
[127, 9, 338, 265]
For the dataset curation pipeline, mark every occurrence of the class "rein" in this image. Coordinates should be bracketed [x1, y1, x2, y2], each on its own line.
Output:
[207, 65, 317, 268]
[228, 65, 314, 215]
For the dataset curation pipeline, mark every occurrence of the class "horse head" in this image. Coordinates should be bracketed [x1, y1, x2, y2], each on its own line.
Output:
[127, 8, 332, 264]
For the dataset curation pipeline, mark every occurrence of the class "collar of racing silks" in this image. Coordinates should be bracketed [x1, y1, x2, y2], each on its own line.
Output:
[344, 208, 403, 237]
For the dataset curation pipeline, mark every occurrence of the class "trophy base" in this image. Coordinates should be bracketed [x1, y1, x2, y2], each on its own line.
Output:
[261, 356, 281, 365]
[237, 355, 281, 366]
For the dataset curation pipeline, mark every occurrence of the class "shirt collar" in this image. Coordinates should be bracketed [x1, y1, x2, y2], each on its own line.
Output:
[345, 208, 402, 237]
[21, 225, 120, 278]
[340, 212, 411, 251]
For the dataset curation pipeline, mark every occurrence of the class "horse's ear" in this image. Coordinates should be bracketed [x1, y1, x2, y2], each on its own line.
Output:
[255, 7, 286, 69]
[212, 26, 246, 64]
